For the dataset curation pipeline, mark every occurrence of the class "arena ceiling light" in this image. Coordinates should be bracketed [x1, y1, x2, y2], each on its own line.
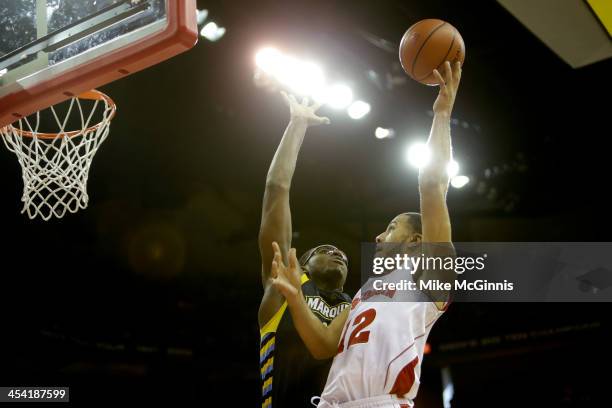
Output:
[451, 175, 470, 188]
[255, 47, 282, 73]
[447, 160, 459, 177]
[196, 9, 208, 25]
[254, 49, 362, 110]
[200, 21, 225, 42]
[277, 58, 325, 96]
[292, 62, 325, 96]
[321, 84, 353, 110]
[272, 55, 301, 85]
[347, 100, 371, 119]
[406, 142, 431, 169]
[375, 127, 394, 139]
[255, 49, 325, 96]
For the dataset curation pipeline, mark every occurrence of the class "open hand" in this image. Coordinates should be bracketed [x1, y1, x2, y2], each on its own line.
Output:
[281, 91, 330, 126]
[270, 242, 303, 301]
[432, 61, 462, 115]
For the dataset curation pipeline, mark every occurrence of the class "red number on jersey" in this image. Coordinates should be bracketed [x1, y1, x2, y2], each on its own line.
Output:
[338, 308, 376, 353]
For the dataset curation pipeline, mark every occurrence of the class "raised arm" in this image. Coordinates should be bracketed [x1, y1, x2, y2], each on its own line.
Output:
[258, 93, 330, 326]
[270, 242, 348, 359]
[419, 61, 461, 243]
[418, 62, 462, 307]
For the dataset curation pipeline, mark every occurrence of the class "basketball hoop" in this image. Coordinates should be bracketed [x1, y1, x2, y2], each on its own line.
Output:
[0, 90, 116, 221]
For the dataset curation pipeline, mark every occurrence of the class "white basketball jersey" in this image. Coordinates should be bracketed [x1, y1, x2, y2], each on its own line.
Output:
[317, 269, 446, 407]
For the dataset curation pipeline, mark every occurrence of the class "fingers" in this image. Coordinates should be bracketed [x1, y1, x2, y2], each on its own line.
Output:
[272, 241, 281, 256]
[271, 260, 279, 278]
[282, 92, 298, 106]
[311, 101, 323, 112]
[271, 278, 298, 298]
[280, 91, 290, 106]
[444, 61, 453, 84]
[288, 248, 298, 270]
[433, 69, 446, 89]
[454, 60, 462, 84]
[315, 116, 331, 125]
[272, 241, 285, 268]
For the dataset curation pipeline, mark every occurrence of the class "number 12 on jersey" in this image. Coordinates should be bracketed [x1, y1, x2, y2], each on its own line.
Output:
[337, 308, 377, 353]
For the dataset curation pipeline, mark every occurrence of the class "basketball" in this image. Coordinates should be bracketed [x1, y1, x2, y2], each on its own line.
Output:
[399, 19, 465, 85]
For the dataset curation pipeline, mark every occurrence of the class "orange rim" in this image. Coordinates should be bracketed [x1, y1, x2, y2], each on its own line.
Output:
[8, 89, 116, 140]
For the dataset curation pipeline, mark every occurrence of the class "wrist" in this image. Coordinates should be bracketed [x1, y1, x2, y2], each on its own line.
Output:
[433, 109, 452, 119]
[289, 117, 309, 127]
[286, 288, 304, 306]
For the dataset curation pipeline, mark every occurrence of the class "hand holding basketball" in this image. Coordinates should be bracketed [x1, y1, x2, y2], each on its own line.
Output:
[270, 242, 303, 301]
[399, 19, 465, 86]
[433, 61, 462, 115]
[281, 92, 331, 127]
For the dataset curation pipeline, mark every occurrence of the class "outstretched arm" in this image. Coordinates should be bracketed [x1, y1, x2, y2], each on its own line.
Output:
[418, 62, 462, 306]
[270, 242, 349, 359]
[258, 93, 330, 325]
[419, 61, 461, 239]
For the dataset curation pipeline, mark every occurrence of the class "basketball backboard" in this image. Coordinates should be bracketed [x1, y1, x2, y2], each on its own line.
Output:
[0, 0, 198, 128]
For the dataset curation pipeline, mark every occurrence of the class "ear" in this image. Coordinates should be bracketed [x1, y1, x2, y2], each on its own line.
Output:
[412, 233, 422, 243]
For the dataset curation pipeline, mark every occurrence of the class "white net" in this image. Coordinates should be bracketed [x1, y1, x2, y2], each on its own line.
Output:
[0, 90, 116, 221]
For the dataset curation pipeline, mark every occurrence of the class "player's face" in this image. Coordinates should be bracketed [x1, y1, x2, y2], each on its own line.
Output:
[305, 245, 348, 290]
[375, 214, 421, 256]
[377, 214, 413, 243]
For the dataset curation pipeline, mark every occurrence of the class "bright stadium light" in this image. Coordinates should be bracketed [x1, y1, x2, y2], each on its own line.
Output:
[255, 47, 282, 73]
[406, 142, 431, 168]
[273, 55, 300, 85]
[347, 100, 371, 119]
[375, 127, 394, 139]
[447, 160, 459, 177]
[196, 9, 208, 25]
[200, 21, 225, 41]
[451, 175, 470, 188]
[322, 84, 353, 109]
[294, 62, 325, 96]
[312, 86, 329, 104]
[277, 59, 325, 96]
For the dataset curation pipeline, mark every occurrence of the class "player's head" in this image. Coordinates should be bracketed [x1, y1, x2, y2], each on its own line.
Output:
[299, 244, 348, 291]
[376, 212, 422, 255]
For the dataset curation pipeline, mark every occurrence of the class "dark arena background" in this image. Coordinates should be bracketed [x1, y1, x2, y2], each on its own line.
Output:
[0, 0, 610, 406]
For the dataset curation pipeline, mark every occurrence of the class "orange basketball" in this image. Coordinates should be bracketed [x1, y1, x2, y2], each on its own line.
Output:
[399, 19, 465, 86]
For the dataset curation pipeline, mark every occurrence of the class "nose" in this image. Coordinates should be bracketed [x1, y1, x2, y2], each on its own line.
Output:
[376, 233, 385, 243]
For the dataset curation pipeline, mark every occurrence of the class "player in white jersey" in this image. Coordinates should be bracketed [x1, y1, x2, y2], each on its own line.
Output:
[268, 60, 462, 408]
[316, 264, 449, 407]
